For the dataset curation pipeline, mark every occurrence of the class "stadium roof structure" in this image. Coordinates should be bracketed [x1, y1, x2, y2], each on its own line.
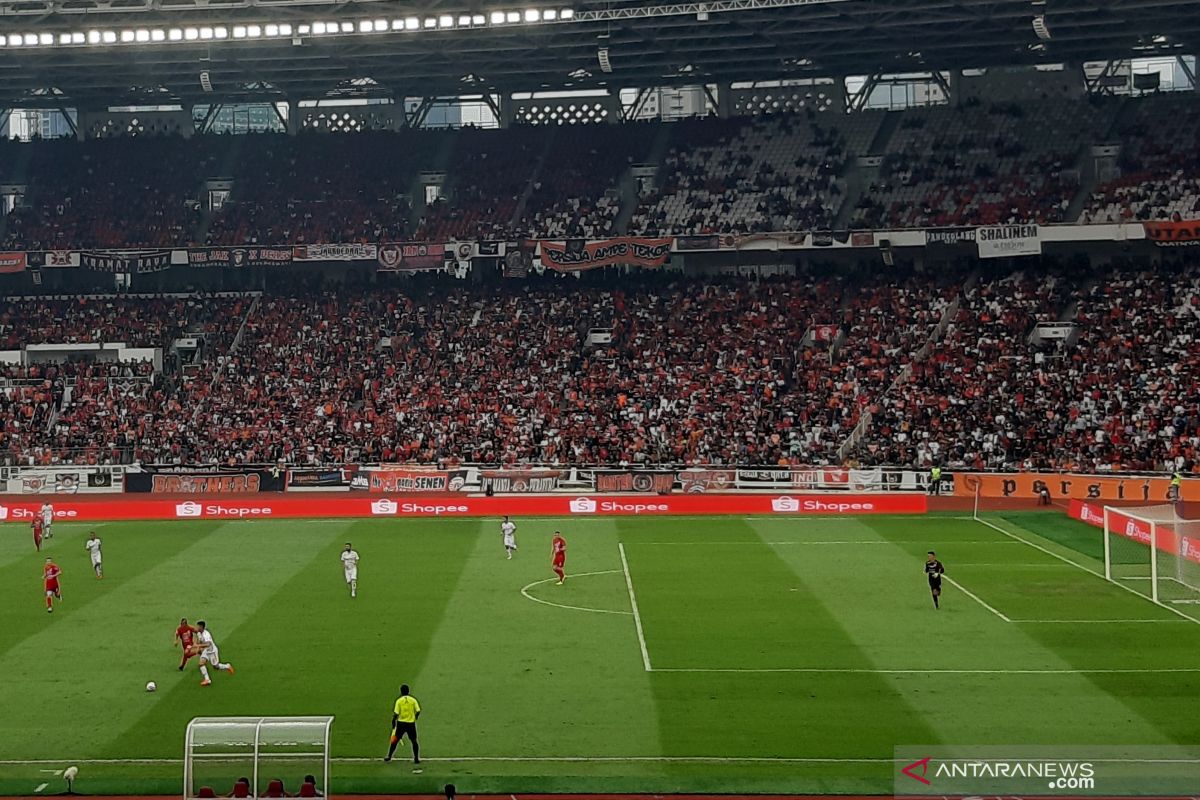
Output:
[0, 0, 1195, 107]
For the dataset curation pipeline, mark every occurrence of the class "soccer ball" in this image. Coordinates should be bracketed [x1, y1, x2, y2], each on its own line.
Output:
[146, 681, 157, 693]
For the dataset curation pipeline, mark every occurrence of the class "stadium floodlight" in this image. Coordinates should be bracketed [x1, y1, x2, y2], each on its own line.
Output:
[151, 29, 165, 42]
[233, 25, 247, 38]
[0, 36, 6, 46]
[199, 26, 214, 39]
[184, 27, 199, 40]
[88, 30, 101, 43]
[247, 24, 261, 37]
[405, 17, 419, 29]
[358, 20, 372, 32]
[58, 32, 71, 44]
[473, 14, 486, 24]
[38, 32, 52, 45]
[279, 23, 292, 35]
[506, 11, 521, 22]
[214, 26, 228, 38]
[312, 21, 326, 34]
[265, 24, 279, 36]
[525, 9, 539, 22]
[135, 29, 150, 42]
[439, 15, 454, 28]
[423, 17, 437, 28]
[119, 30, 133, 42]
[72, 32, 84, 43]
[544, 9, 558, 19]
[374, 18, 387, 31]
[340, 21, 354, 33]
[490, 10, 506, 24]
[561, 8, 574, 18]
[459, 15, 473, 25]
[102, 30, 116, 43]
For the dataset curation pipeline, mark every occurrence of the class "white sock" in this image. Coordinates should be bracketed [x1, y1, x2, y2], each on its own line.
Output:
[200, 665, 211, 680]
[217, 662, 231, 671]
[351, 580, 357, 595]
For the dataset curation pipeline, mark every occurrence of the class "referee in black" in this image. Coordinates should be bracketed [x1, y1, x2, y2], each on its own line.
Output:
[385, 683, 421, 771]
[925, 551, 945, 609]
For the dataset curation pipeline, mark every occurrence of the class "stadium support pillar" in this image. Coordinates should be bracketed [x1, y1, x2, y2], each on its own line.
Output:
[714, 82, 733, 118]
[602, 91, 621, 123]
[0, 108, 10, 138]
[284, 101, 299, 135]
[827, 80, 847, 114]
[497, 94, 516, 129]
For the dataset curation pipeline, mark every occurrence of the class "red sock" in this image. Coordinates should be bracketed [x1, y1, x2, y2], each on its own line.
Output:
[554, 567, 564, 580]
[45, 596, 52, 609]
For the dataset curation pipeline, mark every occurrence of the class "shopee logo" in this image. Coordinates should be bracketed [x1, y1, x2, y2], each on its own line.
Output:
[206, 505, 272, 517]
[0, 505, 7, 520]
[772, 496, 800, 512]
[400, 502, 468, 515]
[569, 497, 597, 513]
[175, 502, 202, 518]
[371, 499, 398, 515]
[600, 501, 669, 514]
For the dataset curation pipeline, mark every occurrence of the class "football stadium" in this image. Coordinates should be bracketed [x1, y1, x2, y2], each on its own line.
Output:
[2, 1, 1200, 799]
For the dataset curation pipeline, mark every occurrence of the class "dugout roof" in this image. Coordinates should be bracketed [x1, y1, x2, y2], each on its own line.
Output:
[0, 0, 1195, 107]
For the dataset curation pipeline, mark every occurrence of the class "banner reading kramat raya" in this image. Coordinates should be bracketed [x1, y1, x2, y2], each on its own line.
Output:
[954, 472, 1200, 502]
[539, 237, 672, 271]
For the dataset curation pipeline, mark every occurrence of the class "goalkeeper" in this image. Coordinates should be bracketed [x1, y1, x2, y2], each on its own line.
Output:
[925, 551, 945, 609]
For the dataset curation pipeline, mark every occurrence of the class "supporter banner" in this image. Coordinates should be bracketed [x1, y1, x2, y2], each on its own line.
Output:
[675, 235, 721, 252]
[811, 231, 854, 247]
[1069, 500, 1200, 567]
[678, 468, 736, 493]
[286, 468, 352, 490]
[851, 231, 875, 247]
[539, 237, 672, 271]
[955, 472, 1200, 502]
[363, 467, 452, 493]
[976, 225, 1042, 259]
[480, 469, 562, 494]
[0, 252, 27, 273]
[294, 243, 378, 262]
[377, 242, 446, 272]
[1144, 220, 1200, 247]
[0, 492, 927, 523]
[503, 246, 529, 278]
[188, 247, 293, 268]
[26, 251, 80, 269]
[812, 324, 839, 343]
[721, 232, 807, 250]
[594, 471, 674, 494]
[927, 227, 977, 245]
[3, 468, 120, 494]
[125, 469, 285, 494]
[476, 241, 504, 257]
[81, 250, 171, 273]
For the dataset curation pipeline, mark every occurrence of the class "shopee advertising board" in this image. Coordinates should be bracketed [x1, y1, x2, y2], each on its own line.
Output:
[1067, 499, 1200, 566]
[0, 493, 927, 523]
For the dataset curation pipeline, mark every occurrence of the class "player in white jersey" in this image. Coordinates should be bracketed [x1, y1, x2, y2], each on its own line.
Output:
[341, 543, 360, 598]
[501, 516, 517, 559]
[84, 532, 103, 579]
[194, 620, 234, 686]
[40, 503, 53, 539]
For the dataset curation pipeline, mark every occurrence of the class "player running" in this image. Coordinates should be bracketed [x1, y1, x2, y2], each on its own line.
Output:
[341, 543, 360, 598]
[551, 530, 566, 585]
[43, 558, 62, 612]
[40, 502, 54, 539]
[925, 550, 945, 610]
[194, 620, 235, 686]
[84, 531, 103, 579]
[175, 618, 197, 670]
[32, 516, 45, 552]
[501, 516, 517, 559]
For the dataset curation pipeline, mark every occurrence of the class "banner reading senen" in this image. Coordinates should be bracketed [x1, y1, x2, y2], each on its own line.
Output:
[539, 237, 672, 271]
[366, 468, 451, 493]
[956, 472, 1200, 502]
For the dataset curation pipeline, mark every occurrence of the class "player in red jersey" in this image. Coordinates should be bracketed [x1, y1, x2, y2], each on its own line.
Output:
[551, 531, 567, 585]
[175, 617, 197, 671]
[43, 558, 62, 613]
[32, 517, 44, 552]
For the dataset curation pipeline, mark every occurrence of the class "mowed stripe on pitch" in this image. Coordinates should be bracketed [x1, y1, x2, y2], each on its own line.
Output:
[0, 520, 346, 760]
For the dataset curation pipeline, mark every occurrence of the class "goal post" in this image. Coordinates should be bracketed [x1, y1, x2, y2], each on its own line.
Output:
[1103, 504, 1200, 609]
[184, 716, 333, 800]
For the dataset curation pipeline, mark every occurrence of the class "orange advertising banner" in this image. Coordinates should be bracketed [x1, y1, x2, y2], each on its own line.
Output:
[953, 472, 1200, 502]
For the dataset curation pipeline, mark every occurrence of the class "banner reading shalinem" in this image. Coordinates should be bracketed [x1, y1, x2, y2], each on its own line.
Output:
[977, 224, 1042, 258]
[539, 237, 673, 271]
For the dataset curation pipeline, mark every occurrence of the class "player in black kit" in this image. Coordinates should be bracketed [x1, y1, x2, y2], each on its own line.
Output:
[925, 551, 944, 609]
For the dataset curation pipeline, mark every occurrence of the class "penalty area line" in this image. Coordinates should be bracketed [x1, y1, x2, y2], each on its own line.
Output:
[619, 542, 653, 672]
[942, 575, 1010, 622]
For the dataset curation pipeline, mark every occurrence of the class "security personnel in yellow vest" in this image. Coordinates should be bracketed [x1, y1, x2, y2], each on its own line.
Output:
[385, 684, 421, 770]
[929, 465, 942, 496]
[1170, 471, 1183, 503]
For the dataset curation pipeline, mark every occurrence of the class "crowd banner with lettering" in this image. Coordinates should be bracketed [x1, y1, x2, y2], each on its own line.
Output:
[539, 237, 673, 271]
[26, 251, 80, 268]
[594, 471, 674, 494]
[188, 247, 292, 268]
[2, 467, 120, 494]
[976, 225, 1042, 258]
[1144, 220, 1200, 247]
[675, 468, 734, 493]
[1069, 500, 1200, 567]
[675, 235, 720, 252]
[293, 243, 378, 262]
[0, 252, 27, 273]
[926, 227, 977, 245]
[286, 468, 353, 491]
[955, 472, 1200, 502]
[82, 250, 171, 273]
[377, 242, 447, 272]
[850, 231, 875, 247]
[125, 468, 285, 494]
[480, 469, 562, 494]
[357, 466, 452, 493]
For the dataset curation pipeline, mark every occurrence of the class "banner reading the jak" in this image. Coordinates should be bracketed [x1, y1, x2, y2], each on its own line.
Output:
[188, 247, 293, 268]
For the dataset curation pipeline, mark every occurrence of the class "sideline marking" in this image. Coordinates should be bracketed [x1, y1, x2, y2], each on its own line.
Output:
[519, 570, 631, 616]
[942, 575, 1010, 622]
[33, 784, 47, 793]
[651, 667, 1200, 674]
[973, 515, 1200, 626]
[619, 542, 652, 672]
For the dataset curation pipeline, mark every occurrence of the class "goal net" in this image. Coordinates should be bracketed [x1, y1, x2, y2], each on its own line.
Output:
[1103, 504, 1200, 608]
[184, 716, 333, 800]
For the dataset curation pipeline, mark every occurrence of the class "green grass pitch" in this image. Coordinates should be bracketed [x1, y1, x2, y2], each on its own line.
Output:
[1, 511, 1199, 796]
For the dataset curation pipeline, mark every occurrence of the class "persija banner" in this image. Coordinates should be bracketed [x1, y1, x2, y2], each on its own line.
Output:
[1144, 220, 1200, 247]
[0, 252, 27, 273]
[189, 247, 293, 268]
[1068, 500, 1200, 566]
[539, 237, 672, 271]
[594, 471, 674, 493]
[480, 470, 561, 494]
[377, 242, 446, 272]
[956, 472, 1199, 502]
[0, 493, 927, 523]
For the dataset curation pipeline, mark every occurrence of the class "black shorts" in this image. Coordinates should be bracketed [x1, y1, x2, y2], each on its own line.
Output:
[393, 721, 418, 741]
[928, 578, 942, 591]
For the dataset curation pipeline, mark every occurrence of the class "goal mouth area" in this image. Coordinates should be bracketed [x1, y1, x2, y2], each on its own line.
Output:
[1102, 504, 1200, 613]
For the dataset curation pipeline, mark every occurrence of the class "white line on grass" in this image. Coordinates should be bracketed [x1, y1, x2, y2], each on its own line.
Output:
[618, 542, 652, 672]
[33, 783, 47, 793]
[631, 540, 892, 545]
[651, 667, 1200, 674]
[519, 570, 632, 616]
[1011, 619, 1188, 624]
[0, 755, 897, 766]
[942, 575, 1010, 622]
[973, 515, 1200, 626]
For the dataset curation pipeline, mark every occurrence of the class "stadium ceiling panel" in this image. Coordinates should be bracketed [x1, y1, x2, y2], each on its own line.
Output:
[0, 0, 1196, 106]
